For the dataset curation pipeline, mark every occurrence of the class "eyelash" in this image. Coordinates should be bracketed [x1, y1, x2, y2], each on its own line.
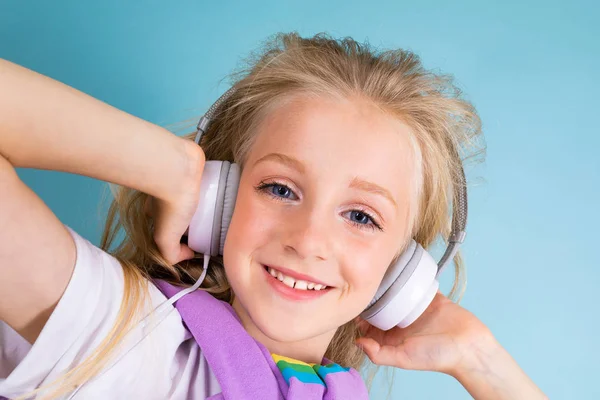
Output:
[254, 180, 384, 232]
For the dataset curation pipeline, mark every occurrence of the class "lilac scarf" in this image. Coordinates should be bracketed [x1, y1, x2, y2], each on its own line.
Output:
[154, 280, 370, 399]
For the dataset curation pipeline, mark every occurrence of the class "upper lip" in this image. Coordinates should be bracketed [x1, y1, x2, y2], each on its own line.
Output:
[263, 264, 332, 287]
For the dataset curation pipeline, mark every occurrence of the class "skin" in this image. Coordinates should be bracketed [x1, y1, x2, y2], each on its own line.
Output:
[222, 93, 420, 363]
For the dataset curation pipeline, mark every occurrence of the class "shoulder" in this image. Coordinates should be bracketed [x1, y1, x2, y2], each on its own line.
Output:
[0, 226, 220, 399]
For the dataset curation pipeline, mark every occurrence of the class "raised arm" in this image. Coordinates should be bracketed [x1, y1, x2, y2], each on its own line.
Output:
[0, 59, 203, 343]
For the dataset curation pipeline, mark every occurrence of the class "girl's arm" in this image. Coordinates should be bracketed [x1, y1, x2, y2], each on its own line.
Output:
[452, 338, 548, 400]
[0, 58, 203, 343]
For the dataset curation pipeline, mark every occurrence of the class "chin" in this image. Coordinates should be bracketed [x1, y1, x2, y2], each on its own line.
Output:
[249, 298, 326, 342]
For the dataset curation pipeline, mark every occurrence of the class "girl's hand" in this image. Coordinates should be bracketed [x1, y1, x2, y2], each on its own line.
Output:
[355, 292, 495, 377]
[144, 140, 206, 265]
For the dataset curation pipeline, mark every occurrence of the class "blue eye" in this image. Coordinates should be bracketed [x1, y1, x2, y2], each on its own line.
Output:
[256, 181, 298, 201]
[344, 210, 382, 231]
[350, 210, 370, 224]
[271, 184, 293, 198]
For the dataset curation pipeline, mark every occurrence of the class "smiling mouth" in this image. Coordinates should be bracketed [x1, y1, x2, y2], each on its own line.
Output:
[263, 265, 330, 291]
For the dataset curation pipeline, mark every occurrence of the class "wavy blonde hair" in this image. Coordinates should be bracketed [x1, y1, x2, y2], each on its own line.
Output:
[23, 32, 485, 399]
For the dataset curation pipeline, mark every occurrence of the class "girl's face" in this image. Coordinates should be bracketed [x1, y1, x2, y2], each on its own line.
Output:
[223, 94, 419, 362]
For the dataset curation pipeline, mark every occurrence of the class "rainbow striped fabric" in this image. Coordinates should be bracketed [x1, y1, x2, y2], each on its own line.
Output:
[271, 354, 351, 387]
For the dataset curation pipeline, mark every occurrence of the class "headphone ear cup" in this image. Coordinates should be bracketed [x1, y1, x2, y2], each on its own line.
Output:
[187, 161, 240, 256]
[187, 161, 228, 256]
[218, 163, 240, 255]
[360, 240, 439, 331]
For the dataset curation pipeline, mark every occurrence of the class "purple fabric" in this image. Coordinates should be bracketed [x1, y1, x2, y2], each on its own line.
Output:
[154, 280, 284, 399]
[154, 280, 369, 399]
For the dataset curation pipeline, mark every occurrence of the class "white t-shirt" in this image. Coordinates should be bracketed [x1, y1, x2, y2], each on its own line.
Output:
[0, 226, 221, 399]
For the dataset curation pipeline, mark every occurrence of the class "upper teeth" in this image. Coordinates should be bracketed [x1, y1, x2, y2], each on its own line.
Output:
[267, 267, 327, 291]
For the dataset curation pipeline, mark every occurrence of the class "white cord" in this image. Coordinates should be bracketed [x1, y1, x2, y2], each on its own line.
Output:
[66, 255, 210, 399]
[158, 255, 209, 310]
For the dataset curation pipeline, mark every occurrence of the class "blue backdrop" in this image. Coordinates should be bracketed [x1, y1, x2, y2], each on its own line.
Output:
[1, 1, 597, 398]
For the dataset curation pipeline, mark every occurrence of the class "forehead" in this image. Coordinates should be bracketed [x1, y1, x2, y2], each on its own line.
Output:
[246, 94, 420, 207]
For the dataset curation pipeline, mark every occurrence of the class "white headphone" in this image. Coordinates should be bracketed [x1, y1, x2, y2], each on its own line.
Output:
[187, 87, 468, 331]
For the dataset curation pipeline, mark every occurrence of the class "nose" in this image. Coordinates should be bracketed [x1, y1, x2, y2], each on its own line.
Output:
[281, 204, 330, 262]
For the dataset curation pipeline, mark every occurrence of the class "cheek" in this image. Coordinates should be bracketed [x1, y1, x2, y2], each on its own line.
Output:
[227, 186, 285, 244]
[362, 262, 389, 291]
[223, 188, 275, 267]
[342, 242, 395, 302]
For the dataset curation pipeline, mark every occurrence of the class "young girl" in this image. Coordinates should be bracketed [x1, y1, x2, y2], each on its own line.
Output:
[0, 33, 545, 399]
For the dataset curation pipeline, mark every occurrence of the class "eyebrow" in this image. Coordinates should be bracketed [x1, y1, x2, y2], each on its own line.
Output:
[349, 177, 398, 209]
[253, 152, 397, 209]
[253, 153, 306, 174]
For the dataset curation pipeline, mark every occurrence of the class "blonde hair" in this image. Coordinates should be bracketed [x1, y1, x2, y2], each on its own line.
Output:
[23, 32, 485, 399]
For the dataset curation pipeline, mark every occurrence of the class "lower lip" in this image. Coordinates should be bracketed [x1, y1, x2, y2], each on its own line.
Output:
[262, 265, 331, 301]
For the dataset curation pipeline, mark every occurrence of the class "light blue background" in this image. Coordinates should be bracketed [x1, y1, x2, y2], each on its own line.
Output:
[1, 1, 598, 398]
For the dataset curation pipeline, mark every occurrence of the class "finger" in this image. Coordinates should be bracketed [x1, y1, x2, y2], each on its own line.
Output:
[175, 243, 195, 264]
[156, 235, 194, 265]
[358, 323, 389, 345]
[354, 317, 371, 336]
[355, 338, 414, 369]
[165, 243, 195, 265]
